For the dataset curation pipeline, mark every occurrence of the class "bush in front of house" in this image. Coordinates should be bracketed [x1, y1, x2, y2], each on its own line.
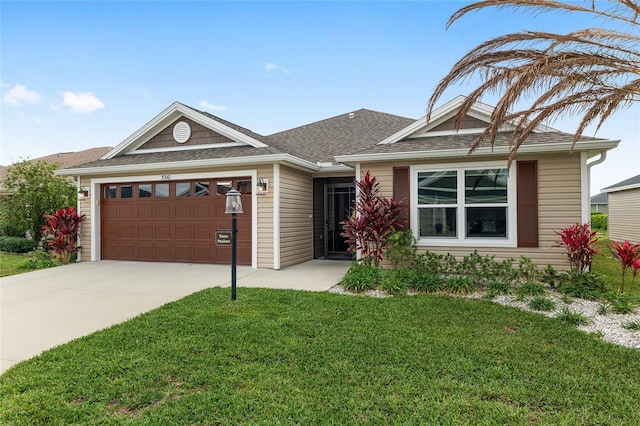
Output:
[19, 248, 61, 270]
[340, 262, 380, 293]
[590, 212, 607, 230]
[0, 236, 38, 253]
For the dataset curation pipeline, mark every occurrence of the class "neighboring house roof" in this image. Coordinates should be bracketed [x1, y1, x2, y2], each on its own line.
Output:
[590, 193, 608, 204]
[1, 147, 111, 190]
[602, 174, 640, 193]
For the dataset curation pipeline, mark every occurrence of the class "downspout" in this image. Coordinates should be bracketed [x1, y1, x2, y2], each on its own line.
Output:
[585, 151, 607, 223]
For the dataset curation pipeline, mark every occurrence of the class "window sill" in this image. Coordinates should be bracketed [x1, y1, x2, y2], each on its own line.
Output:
[416, 238, 517, 249]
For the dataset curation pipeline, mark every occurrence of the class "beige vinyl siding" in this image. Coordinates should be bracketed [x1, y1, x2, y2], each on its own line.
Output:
[78, 176, 93, 262]
[279, 166, 313, 268]
[362, 153, 582, 271]
[608, 188, 640, 244]
[255, 164, 274, 268]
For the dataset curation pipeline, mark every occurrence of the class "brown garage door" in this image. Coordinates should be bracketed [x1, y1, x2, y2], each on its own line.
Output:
[101, 178, 252, 265]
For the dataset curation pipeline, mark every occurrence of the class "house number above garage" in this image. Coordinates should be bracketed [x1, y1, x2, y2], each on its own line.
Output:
[172, 121, 191, 144]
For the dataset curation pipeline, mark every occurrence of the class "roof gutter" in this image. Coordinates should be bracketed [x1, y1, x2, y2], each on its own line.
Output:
[335, 140, 620, 164]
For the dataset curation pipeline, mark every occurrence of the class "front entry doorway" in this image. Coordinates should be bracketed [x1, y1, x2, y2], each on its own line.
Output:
[325, 183, 356, 259]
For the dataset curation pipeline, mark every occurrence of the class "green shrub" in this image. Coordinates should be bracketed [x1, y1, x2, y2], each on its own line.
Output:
[0, 236, 38, 253]
[560, 271, 608, 300]
[385, 230, 417, 268]
[555, 307, 590, 326]
[378, 268, 410, 295]
[410, 272, 444, 293]
[590, 212, 607, 230]
[518, 256, 540, 281]
[19, 248, 61, 270]
[443, 275, 477, 295]
[605, 291, 637, 314]
[528, 296, 557, 312]
[541, 265, 561, 288]
[487, 279, 512, 296]
[516, 280, 546, 300]
[340, 262, 380, 293]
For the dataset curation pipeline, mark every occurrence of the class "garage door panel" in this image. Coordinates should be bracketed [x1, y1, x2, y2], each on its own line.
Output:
[101, 178, 251, 264]
[139, 224, 154, 239]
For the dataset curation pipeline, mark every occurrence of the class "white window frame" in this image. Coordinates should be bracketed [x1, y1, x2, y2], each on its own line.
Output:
[410, 160, 517, 248]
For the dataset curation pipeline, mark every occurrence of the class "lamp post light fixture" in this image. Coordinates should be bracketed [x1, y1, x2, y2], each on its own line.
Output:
[225, 189, 243, 300]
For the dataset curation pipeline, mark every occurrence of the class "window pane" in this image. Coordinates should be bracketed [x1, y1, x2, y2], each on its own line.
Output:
[176, 182, 190, 197]
[216, 181, 232, 195]
[418, 171, 457, 204]
[139, 184, 152, 198]
[155, 183, 169, 198]
[419, 207, 457, 237]
[465, 169, 507, 204]
[105, 185, 116, 199]
[120, 185, 133, 198]
[195, 182, 210, 196]
[466, 207, 507, 238]
[237, 180, 252, 194]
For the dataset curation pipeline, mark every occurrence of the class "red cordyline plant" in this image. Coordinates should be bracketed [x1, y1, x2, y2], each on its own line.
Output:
[554, 222, 599, 272]
[632, 258, 640, 293]
[42, 206, 85, 265]
[610, 240, 640, 293]
[340, 171, 402, 267]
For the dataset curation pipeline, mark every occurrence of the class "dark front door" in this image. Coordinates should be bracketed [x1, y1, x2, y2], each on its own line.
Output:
[325, 184, 355, 259]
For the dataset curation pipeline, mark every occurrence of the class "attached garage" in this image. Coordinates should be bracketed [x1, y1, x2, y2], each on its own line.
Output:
[101, 177, 252, 265]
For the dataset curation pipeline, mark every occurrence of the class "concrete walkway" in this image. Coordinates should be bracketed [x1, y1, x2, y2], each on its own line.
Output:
[0, 259, 349, 374]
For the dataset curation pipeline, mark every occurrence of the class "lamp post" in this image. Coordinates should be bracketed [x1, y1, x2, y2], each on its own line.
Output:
[225, 189, 243, 300]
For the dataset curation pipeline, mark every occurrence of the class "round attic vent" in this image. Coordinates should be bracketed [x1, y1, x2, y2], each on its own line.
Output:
[173, 121, 191, 144]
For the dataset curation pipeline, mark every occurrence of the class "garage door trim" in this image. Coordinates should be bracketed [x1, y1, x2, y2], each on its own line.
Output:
[89, 169, 258, 267]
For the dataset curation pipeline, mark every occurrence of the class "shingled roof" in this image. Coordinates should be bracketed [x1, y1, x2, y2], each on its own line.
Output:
[602, 174, 640, 192]
[267, 109, 415, 164]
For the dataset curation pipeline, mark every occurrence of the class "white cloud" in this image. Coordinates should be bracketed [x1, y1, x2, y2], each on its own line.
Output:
[198, 100, 228, 112]
[265, 62, 290, 75]
[3, 84, 42, 106]
[133, 87, 153, 100]
[60, 91, 105, 113]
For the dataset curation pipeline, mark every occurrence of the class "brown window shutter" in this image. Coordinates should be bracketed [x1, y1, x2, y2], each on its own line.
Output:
[517, 161, 538, 247]
[393, 167, 410, 231]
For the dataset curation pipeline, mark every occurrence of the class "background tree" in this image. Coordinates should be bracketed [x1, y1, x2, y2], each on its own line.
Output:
[427, 0, 640, 167]
[0, 159, 77, 242]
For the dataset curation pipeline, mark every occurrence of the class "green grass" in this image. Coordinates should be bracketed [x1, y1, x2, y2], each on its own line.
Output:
[2, 288, 640, 425]
[0, 252, 28, 277]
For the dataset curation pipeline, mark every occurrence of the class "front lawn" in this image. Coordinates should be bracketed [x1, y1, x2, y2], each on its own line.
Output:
[0, 252, 28, 277]
[2, 288, 640, 424]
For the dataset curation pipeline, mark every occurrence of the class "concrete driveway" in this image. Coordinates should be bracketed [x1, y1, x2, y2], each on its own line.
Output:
[0, 259, 349, 374]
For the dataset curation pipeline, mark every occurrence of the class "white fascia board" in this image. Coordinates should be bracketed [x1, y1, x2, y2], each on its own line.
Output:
[602, 182, 640, 193]
[316, 164, 354, 173]
[335, 139, 620, 163]
[102, 102, 268, 160]
[103, 102, 183, 159]
[55, 154, 319, 176]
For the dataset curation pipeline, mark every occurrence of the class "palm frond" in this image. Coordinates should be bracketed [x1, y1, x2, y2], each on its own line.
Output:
[428, 0, 640, 166]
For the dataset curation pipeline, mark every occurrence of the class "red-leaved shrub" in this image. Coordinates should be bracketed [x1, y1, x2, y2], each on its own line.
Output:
[42, 207, 85, 264]
[555, 222, 599, 272]
[610, 240, 640, 293]
[341, 171, 402, 267]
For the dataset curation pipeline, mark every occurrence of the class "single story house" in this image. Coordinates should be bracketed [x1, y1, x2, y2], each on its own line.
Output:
[590, 192, 608, 214]
[57, 96, 619, 270]
[602, 174, 640, 244]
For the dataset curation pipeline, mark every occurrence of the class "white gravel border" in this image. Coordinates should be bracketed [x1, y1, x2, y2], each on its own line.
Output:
[328, 286, 640, 349]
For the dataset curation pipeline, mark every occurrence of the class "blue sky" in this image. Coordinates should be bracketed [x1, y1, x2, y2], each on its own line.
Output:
[2, 1, 638, 195]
